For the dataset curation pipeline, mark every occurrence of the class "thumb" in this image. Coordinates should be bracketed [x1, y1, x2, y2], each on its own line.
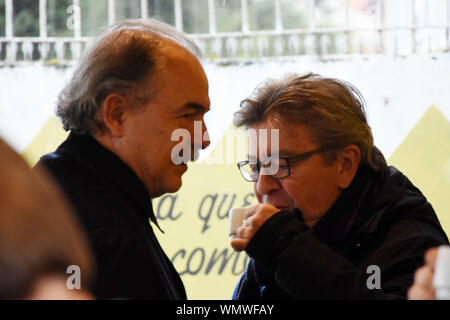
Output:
[230, 238, 248, 252]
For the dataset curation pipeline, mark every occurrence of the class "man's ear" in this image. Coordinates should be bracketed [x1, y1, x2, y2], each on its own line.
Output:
[101, 94, 129, 137]
[336, 145, 361, 190]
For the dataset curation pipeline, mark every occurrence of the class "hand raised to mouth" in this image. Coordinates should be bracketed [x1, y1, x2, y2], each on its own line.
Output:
[230, 203, 280, 252]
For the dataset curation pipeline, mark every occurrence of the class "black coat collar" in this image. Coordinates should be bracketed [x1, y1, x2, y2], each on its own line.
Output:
[311, 164, 381, 248]
[56, 132, 162, 230]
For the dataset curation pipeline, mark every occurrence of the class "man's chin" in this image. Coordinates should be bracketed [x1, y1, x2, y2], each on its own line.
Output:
[171, 178, 183, 192]
[166, 165, 187, 192]
[176, 163, 188, 177]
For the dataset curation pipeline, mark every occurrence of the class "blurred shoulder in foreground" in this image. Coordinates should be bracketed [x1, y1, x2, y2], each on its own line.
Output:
[0, 138, 94, 300]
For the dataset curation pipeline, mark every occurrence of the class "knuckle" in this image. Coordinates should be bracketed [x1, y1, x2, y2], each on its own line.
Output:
[407, 286, 416, 299]
[415, 266, 425, 281]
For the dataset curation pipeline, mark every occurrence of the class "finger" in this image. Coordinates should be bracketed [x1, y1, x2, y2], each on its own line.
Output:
[245, 213, 260, 229]
[261, 203, 280, 213]
[249, 204, 279, 224]
[414, 266, 435, 290]
[425, 247, 439, 270]
[408, 284, 435, 300]
[236, 225, 246, 238]
[245, 205, 259, 219]
[237, 225, 257, 241]
[230, 238, 249, 252]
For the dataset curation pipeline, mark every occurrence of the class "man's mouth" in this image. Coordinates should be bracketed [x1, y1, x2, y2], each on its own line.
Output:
[178, 146, 200, 163]
[178, 163, 188, 173]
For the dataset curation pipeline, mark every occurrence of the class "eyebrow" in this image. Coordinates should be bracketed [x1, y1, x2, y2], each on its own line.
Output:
[184, 103, 210, 114]
[246, 150, 293, 160]
[277, 150, 297, 157]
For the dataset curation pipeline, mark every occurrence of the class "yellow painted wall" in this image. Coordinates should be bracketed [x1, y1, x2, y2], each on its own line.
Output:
[22, 116, 69, 165]
[388, 106, 450, 235]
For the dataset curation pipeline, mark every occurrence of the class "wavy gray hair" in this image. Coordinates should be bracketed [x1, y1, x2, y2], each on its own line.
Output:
[57, 19, 201, 134]
[234, 73, 388, 172]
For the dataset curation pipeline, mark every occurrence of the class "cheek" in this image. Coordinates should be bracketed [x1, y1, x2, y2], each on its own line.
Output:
[275, 182, 298, 205]
[280, 171, 322, 210]
[139, 138, 175, 173]
[290, 173, 341, 216]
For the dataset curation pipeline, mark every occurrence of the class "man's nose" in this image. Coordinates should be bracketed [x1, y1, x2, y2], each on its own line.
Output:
[193, 120, 210, 150]
[255, 172, 280, 195]
[201, 122, 210, 150]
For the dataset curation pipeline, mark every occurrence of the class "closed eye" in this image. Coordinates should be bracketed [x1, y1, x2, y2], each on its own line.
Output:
[178, 103, 209, 119]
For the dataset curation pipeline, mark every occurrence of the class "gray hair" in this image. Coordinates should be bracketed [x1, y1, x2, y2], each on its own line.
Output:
[57, 19, 201, 134]
[234, 73, 388, 172]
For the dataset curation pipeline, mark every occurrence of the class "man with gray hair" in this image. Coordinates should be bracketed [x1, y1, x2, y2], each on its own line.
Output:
[230, 73, 448, 299]
[36, 19, 210, 299]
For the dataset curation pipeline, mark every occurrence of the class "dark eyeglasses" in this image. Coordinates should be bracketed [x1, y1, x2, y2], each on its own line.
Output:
[237, 147, 337, 182]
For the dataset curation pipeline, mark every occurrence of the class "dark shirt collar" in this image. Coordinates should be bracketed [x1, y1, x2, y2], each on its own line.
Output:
[56, 132, 162, 231]
[311, 164, 381, 249]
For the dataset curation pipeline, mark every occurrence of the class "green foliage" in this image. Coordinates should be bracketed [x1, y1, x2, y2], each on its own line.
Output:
[248, 0, 274, 31]
[182, 0, 209, 33]
[216, 0, 241, 32]
[148, 0, 175, 25]
[47, 0, 72, 37]
[116, 0, 141, 21]
[13, 0, 39, 37]
[281, 0, 309, 29]
[80, 0, 108, 36]
[0, 0, 345, 57]
[0, 0, 5, 36]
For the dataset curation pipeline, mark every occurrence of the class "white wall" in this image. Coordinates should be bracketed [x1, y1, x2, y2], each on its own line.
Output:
[1, 55, 450, 158]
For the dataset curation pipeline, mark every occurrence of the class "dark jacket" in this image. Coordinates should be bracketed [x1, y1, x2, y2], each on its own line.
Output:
[233, 165, 449, 299]
[36, 133, 186, 300]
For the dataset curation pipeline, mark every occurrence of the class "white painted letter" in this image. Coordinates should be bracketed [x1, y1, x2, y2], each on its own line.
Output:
[366, 265, 381, 289]
[66, 265, 81, 289]
[171, 128, 191, 164]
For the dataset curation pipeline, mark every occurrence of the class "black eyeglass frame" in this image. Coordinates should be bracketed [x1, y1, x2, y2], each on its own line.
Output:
[236, 146, 339, 182]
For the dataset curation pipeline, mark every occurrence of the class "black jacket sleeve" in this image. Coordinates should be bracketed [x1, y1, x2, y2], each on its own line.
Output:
[245, 211, 445, 299]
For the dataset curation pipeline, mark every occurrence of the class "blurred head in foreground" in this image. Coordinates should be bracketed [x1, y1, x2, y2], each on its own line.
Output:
[0, 138, 94, 299]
